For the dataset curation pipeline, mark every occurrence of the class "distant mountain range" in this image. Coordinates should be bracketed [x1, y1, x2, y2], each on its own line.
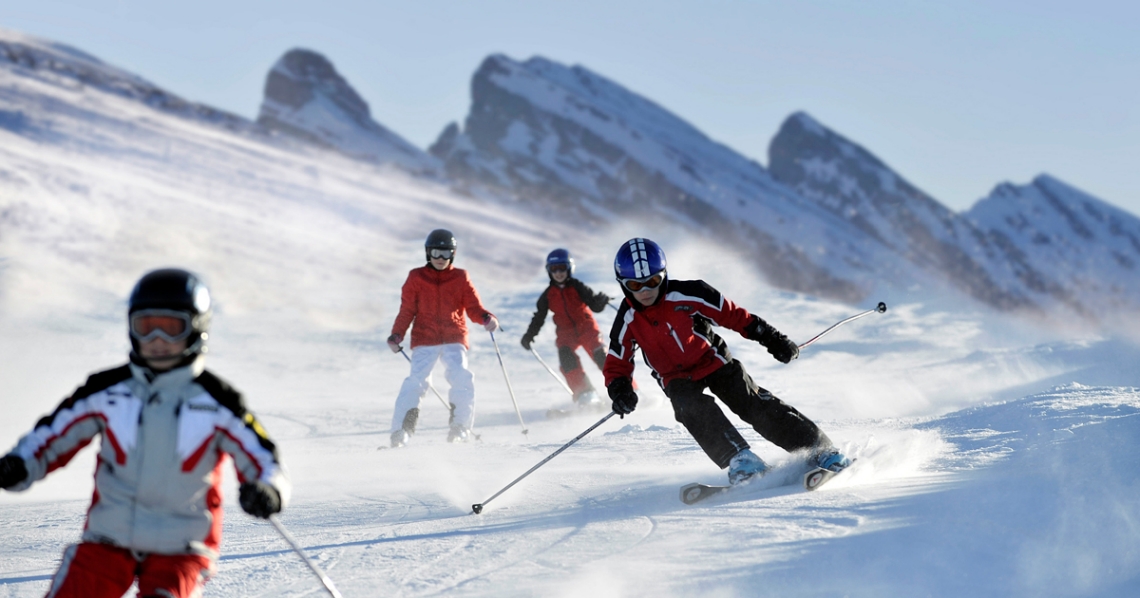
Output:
[3, 28, 1138, 325]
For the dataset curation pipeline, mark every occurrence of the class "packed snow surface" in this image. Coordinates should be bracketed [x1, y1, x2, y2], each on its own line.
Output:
[2, 29, 1140, 598]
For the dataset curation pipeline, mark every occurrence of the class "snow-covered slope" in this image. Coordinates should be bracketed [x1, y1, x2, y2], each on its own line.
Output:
[3, 29, 1140, 597]
[257, 49, 441, 176]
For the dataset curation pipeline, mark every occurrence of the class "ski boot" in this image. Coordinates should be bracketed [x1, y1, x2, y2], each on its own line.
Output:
[390, 429, 411, 448]
[447, 425, 471, 443]
[727, 449, 769, 485]
[390, 408, 419, 448]
[814, 448, 851, 473]
[574, 390, 604, 410]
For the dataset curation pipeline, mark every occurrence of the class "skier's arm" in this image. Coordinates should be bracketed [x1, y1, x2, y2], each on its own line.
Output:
[461, 272, 494, 324]
[197, 372, 289, 518]
[602, 305, 637, 385]
[2, 370, 126, 492]
[520, 290, 550, 349]
[570, 279, 612, 313]
[742, 314, 799, 363]
[389, 273, 418, 345]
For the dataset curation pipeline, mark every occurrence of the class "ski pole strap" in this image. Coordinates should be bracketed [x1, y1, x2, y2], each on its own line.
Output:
[798, 302, 887, 350]
[269, 515, 344, 598]
[472, 411, 616, 514]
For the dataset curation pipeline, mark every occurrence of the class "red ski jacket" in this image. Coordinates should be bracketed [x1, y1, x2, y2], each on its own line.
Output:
[604, 279, 756, 388]
[522, 278, 610, 348]
[391, 264, 494, 349]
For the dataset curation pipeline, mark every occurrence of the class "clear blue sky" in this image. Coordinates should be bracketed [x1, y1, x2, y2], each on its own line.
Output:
[3, 1, 1137, 215]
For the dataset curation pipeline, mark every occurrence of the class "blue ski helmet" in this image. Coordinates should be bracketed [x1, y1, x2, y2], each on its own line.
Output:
[614, 238, 667, 282]
[545, 248, 574, 277]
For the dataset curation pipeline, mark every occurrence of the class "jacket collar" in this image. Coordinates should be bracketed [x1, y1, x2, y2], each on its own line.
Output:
[129, 354, 206, 390]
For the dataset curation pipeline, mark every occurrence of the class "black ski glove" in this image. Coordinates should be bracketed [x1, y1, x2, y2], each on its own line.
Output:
[387, 334, 402, 353]
[520, 334, 535, 351]
[746, 316, 799, 364]
[239, 481, 282, 519]
[608, 377, 638, 417]
[0, 455, 28, 489]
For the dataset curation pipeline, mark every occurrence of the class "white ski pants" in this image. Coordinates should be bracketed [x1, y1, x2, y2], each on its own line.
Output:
[391, 343, 476, 432]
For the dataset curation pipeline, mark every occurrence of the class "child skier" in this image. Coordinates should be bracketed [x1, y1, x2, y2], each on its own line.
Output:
[520, 248, 613, 409]
[387, 229, 499, 447]
[603, 238, 850, 485]
[0, 268, 290, 598]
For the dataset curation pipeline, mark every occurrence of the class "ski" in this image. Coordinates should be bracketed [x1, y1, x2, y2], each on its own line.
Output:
[680, 460, 853, 505]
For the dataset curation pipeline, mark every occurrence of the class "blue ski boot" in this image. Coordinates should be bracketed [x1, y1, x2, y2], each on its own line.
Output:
[727, 449, 769, 485]
[814, 448, 851, 473]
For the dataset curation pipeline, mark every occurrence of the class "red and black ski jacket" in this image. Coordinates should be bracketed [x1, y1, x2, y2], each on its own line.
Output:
[522, 278, 610, 348]
[604, 279, 765, 388]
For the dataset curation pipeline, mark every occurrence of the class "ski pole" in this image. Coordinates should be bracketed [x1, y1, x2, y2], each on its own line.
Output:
[529, 346, 574, 396]
[489, 330, 528, 435]
[798, 302, 887, 350]
[269, 515, 345, 598]
[398, 348, 451, 412]
[472, 411, 616, 514]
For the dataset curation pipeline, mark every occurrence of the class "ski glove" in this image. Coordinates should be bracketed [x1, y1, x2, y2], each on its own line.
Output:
[239, 481, 282, 519]
[0, 455, 28, 489]
[745, 316, 799, 364]
[387, 334, 403, 353]
[608, 377, 638, 417]
[520, 334, 535, 351]
[483, 314, 499, 333]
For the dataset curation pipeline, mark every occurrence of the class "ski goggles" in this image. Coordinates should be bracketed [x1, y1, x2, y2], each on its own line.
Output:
[129, 309, 193, 343]
[620, 273, 664, 292]
[428, 249, 454, 260]
[547, 264, 569, 273]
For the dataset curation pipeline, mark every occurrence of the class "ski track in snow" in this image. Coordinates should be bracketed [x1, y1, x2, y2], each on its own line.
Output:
[3, 41, 1140, 597]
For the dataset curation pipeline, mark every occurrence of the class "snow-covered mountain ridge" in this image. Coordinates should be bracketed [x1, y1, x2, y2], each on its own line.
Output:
[4, 26, 1136, 327]
[427, 54, 1140, 328]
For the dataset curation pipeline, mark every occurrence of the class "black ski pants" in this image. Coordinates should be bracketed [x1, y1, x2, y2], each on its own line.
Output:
[664, 359, 831, 468]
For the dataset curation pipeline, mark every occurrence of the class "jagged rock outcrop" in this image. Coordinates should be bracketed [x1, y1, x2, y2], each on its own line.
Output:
[258, 49, 439, 175]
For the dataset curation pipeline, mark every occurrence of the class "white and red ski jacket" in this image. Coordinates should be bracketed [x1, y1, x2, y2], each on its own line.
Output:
[604, 279, 756, 388]
[3, 357, 290, 561]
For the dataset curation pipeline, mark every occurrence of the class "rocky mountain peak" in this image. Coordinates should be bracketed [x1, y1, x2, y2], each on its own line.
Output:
[257, 49, 439, 175]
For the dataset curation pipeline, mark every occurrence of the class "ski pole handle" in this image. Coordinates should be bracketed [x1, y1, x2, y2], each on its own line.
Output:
[798, 302, 887, 350]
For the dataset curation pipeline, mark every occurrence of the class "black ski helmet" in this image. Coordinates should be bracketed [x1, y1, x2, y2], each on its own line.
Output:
[545, 248, 574, 278]
[128, 268, 212, 360]
[424, 229, 457, 262]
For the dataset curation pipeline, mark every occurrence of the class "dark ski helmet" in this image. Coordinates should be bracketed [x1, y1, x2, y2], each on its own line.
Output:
[127, 268, 212, 360]
[614, 238, 667, 304]
[545, 248, 574, 277]
[425, 228, 457, 262]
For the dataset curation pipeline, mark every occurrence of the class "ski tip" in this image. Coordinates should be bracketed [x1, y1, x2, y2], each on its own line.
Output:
[472, 504, 484, 515]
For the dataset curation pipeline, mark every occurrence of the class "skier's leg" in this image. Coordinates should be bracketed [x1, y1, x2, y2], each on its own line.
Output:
[441, 343, 476, 430]
[708, 360, 832, 452]
[45, 542, 137, 598]
[136, 553, 214, 598]
[666, 377, 751, 468]
[558, 345, 593, 398]
[390, 345, 442, 432]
